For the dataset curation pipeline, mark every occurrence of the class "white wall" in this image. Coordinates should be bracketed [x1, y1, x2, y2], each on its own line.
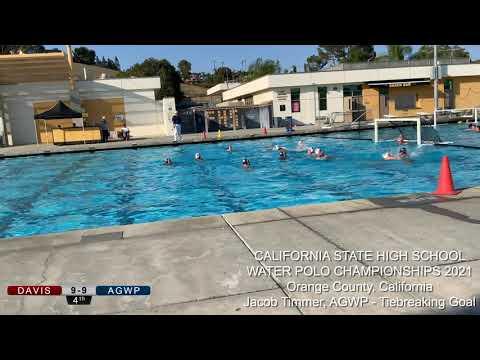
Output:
[271, 86, 316, 125]
[269, 85, 345, 125]
[252, 90, 274, 105]
[0, 81, 71, 145]
[223, 63, 480, 102]
[162, 97, 176, 136]
[326, 85, 344, 122]
[0, 77, 169, 145]
[77, 77, 168, 138]
[207, 82, 241, 96]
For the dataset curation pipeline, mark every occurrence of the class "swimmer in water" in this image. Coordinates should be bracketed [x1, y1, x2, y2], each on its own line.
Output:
[242, 158, 251, 168]
[398, 147, 409, 159]
[306, 147, 314, 156]
[279, 150, 287, 160]
[273, 144, 280, 151]
[164, 158, 172, 165]
[315, 148, 328, 160]
[382, 151, 396, 160]
[397, 133, 407, 144]
[226, 144, 232, 152]
[195, 152, 202, 160]
[297, 140, 306, 150]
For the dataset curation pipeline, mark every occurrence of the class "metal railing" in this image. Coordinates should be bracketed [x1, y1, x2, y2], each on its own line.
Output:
[434, 107, 479, 124]
[319, 58, 470, 72]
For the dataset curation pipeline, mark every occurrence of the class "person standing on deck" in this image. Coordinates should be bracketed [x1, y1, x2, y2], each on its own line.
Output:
[172, 111, 182, 142]
[99, 116, 110, 143]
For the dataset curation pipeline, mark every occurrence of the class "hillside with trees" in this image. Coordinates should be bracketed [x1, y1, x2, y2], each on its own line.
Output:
[117, 58, 183, 100]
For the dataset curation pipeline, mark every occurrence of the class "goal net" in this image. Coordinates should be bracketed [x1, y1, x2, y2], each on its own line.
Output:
[374, 118, 442, 145]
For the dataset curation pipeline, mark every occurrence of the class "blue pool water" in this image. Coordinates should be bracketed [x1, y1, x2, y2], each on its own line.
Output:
[1, 123, 480, 239]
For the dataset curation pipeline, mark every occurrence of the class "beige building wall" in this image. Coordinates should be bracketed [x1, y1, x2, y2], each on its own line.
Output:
[81, 98, 125, 128]
[388, 83, 445, 117]
[452, 75, 480, 108]
[362, 86, 380, 120]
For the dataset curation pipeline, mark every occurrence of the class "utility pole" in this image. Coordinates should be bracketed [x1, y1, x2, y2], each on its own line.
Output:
[433, 45, 438, 128]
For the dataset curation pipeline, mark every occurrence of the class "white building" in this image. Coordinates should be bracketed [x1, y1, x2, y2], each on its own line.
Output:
[217, 59, 480, 126]
[0, 51, 176, 146]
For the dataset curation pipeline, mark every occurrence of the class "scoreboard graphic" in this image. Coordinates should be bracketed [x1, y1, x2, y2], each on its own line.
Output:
[7, 285, 151, 305]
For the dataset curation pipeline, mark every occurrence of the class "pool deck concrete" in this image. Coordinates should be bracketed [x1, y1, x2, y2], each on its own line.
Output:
[1, 186, 480, 315]
[0, 118, 460, 159]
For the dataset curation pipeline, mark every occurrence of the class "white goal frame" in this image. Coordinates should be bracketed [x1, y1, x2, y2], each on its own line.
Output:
[374, 117, 421, 146]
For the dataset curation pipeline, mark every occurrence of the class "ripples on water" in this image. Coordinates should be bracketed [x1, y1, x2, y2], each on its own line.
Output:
[0, 123, 479, 238]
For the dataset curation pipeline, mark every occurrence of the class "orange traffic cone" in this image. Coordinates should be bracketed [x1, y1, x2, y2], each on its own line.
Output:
[432, 156, 461, 196]
[263, 127, 268, 135]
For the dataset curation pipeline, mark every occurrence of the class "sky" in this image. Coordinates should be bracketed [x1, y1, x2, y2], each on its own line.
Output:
[46, 45, 480, 73]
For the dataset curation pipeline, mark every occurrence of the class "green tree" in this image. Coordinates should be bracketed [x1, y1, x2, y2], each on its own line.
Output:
[213, 66, 233, 83]
[114, 56, 121, 71]
[245, 58, 281, 81]
[118, 58, 183, 100]
[106, 58, 115, 70]
[178, 59, 192, 81]
[45, 47, 61, 53]
[374, 53, 390, 62]
[73, 46, 96, 65]
[410, 45, 470, 60]
[387, 45, 413, 61]
[0, 45, 46, 54]
[305, 45, 375, 71]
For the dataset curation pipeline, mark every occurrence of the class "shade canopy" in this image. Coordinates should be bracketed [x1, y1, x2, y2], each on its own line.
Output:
[34, 100, 83, 120]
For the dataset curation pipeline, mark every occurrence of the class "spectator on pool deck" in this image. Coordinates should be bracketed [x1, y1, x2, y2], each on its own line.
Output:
[172, 111, 182, 142]
[121, 125, 130, 141]
[99, 116, 110, 143]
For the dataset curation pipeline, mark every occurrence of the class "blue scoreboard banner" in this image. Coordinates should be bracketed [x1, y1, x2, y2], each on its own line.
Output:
[96, 286, 151, 296]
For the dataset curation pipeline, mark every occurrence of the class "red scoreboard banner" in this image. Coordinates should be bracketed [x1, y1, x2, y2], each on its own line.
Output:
[7, 286, 62, 296]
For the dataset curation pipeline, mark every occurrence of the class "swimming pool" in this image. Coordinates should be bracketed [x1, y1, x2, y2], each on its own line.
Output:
[1, 123, 479, 239]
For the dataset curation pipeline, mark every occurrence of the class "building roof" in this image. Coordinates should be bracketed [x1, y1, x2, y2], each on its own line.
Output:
[206, 82, 241, 96]
[0, 52, 70, 85]
[222, 62, 480, 101]
[72, 62, 119, 81]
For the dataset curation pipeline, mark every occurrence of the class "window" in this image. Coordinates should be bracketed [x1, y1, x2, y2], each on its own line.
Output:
[291, 88, 300, 112]
[318, 87, 327, 111]
[279, 104, 286, 111]
[444, 79, 453, 91]
[343, 85, 362, 97]
[245, 97, 254, 106]
[394, 94, 416, 110]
